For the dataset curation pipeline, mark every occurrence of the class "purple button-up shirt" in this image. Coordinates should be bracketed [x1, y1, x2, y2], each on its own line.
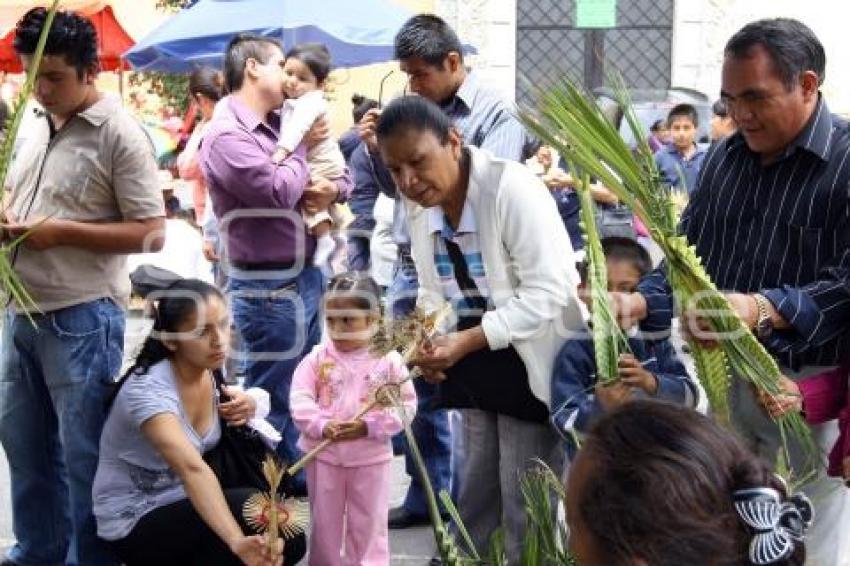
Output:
[199, 96, 351, 263]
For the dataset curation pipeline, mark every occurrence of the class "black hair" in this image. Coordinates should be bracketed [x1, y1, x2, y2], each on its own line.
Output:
[650, 118, 667, 133]
[576, 401, 805, 566]
[13, 7, 98, 78]
[667, 103, 698, 128]
[285, 42, 332, 84]
[223, 33, 282, 93]
[120, 279, 224, 381]
[376, 95, 452, 145]
[394, 14, 463, 67]
[575, 237, 651, 285]
[725, 18, 826, 89]
[712, 98, 729, 118]
[601, 236, 652, 278]
[351, 93, 379, 124]
[576, 260, 588, 284]
[325, 271, 382, 313]
[165, 195, 181, 217]
[189, 66, 225, 101]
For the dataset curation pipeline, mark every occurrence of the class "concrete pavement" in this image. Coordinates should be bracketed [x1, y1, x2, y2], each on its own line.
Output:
[0, 447, 436, 564]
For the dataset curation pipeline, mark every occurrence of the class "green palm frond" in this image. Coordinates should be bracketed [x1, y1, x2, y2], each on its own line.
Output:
[667, 266, 730, 422]
[487, 528, 507, 566]
[575, 174, 631, 384]
[0, 1, 59, 189]
[518, 463, 574, 566]
[392, 392, 477, 565]
[390, 385, 575, 564]
[520, 75, 817, 475]
[0, 0, 60, 316]
[689, 335, 731, 420]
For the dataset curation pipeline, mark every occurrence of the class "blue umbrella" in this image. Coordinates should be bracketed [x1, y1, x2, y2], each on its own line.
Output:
[125, 0, 417, 72]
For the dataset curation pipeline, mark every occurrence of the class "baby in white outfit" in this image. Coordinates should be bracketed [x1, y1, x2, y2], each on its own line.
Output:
[273, 43, 346, 270]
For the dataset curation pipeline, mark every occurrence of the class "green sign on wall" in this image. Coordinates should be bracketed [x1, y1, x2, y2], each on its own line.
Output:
[576, 0, 617, 29]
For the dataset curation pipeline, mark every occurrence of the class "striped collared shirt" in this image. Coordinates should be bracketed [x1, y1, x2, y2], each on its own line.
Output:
[641, 96, 850, 369]
[429, 203, 491, 316]
[442, 72, 537, 162]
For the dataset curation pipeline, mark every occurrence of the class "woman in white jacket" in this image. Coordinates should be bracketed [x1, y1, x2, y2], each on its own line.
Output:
[376, 95, 585, 560]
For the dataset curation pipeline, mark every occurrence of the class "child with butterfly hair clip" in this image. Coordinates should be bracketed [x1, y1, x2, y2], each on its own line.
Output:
[290, 272, 417, 565]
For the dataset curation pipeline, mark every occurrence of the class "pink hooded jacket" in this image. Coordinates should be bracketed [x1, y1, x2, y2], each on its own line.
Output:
[290, 342, 417, 468]
[798, 366, 850, 479]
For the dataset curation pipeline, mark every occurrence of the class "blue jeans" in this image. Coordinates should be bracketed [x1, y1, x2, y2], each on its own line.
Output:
[227, 267, 323, 493]
[0, 299, 125, 566]
[387, 254, 453, 515]
[346, 235, 371, 272]
[386, 251, 419, 319]
[551, 188, 584, 251]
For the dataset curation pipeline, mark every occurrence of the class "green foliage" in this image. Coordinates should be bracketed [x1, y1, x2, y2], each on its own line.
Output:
[689, 326, 731, 421]
[394, 392, 574, 564]
[486, 529, 507, 566]
[128, 71, 191, 114]
[156, 0, 193, 9]
[131, 0, 195, 116]
[394, 401, 473, 564]
[575, 173, 631, 384]
[439, 491, 480, 562]
[520, 75, 818, 477]
[436, 463, 575, 566]
[518, 464, 574, 566]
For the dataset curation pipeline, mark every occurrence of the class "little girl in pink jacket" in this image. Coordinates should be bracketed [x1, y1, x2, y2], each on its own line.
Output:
[291, 272, 417, 565]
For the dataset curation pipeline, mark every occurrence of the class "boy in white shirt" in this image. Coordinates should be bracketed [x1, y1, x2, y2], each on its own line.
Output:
[272, 43, 346, 269]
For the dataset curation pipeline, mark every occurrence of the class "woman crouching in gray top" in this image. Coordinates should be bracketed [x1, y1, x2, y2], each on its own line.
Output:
[92, 279, 305, 565]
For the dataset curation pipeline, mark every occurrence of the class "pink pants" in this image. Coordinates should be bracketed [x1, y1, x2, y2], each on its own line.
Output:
[306, 460, 391, 565]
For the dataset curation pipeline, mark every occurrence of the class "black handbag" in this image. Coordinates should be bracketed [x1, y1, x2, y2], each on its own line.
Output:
[595, 203, 637, 240]
[202, 369, 278, 493]
[434, 239, 549, 423]
[129, 265, 183, 299]
[107, 367, 278, 492]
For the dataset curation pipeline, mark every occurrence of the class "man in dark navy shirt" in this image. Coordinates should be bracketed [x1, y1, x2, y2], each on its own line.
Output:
[619, 18, 850, 562]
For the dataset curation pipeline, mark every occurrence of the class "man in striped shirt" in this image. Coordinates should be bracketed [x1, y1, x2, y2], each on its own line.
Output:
[622, 18, 850, 562]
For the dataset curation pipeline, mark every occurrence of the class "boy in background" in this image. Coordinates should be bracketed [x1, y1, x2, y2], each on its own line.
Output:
[550, 237, 697, 456]
[653, 103, 707, 194]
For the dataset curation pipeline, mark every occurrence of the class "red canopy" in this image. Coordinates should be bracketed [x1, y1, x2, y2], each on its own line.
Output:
[0, 5, 134, 73]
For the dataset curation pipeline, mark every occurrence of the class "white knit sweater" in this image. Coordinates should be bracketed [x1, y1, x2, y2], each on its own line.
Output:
[407, 146, 587, 406]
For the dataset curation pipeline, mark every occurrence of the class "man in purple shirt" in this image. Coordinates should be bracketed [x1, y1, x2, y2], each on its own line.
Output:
[200, 34, 352, 493]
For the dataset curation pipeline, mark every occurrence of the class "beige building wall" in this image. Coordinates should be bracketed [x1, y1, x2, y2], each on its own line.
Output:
[437, 0, 517, 101]
[672, 0, 850, 114]
[414, 0, 850, 117]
